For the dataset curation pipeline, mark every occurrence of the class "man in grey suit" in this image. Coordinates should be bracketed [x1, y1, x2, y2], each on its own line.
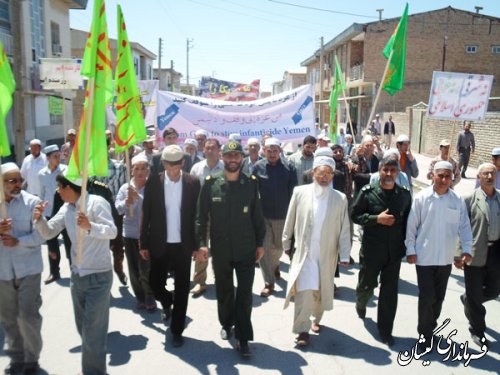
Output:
[459, 162, 500, 349]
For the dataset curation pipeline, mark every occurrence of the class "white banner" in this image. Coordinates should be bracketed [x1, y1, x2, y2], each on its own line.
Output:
[39, 58, 83, 90]
[106, 80, 159, 131]
[427, 71, 493, 121]
[155, 85, 315, 145]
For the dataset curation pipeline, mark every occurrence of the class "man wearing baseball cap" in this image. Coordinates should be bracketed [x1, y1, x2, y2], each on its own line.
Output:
[396, 134, 419, 193]
[427, 139, 461, 188]
[197, 140, 265, 357]
[60, 129, 77, 165]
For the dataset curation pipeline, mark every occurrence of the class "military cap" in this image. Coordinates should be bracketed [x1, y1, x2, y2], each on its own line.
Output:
[222, 140, 244, 155]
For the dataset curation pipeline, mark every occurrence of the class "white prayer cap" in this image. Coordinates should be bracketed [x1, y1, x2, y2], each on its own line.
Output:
[30, 139, 42, 146]
[314, 147, 333, 158]
[184, 138, 198, 147]
[195, 129, 209, 137]
[345, 134, 353, 139]
[383, 148, 400, 160]
[264, 137, 281, 147]
[396, 134, 410, 143]
[161, 145, 184, 162]
[477, 162, 496, 173]
[63, 168, 82, 187]
[375, 113, 380, 118]
[492, 147, 500, 156]
[313, 156, 335, 171]
[247, 137, 260, 146]
[67, 128, 77, 135]
[131, 154, 148, 166]
[433, 161, 453, 172]
[229, 133, 241, 142]
[1, 162, 20, 174]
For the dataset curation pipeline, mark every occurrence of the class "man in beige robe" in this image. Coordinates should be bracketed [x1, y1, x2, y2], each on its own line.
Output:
[282, 156, 351, 346]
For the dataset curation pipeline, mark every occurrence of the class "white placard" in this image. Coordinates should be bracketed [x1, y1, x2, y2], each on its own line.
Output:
[427, 71, 493, 121]
[39, 58, 84, 90]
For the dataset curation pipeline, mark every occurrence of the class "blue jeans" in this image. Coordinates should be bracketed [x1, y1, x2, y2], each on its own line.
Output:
[71, 270, 113, 375]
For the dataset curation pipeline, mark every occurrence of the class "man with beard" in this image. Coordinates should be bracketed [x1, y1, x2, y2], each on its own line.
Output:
[0, 163, 45, 375]
[20, 139, 47, 196]
[456, 121, 475, 178]
[351, 156, 412, 346]
[282, 156, 351, 347]
[287, 135, 316, 186]
[197, 140, 266, 357]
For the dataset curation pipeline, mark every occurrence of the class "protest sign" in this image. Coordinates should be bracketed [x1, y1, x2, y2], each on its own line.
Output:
[39, 58, 83, 90]
[156, 84, 315, 146]
[199, 76, 260, 101]
[427, 71, 493, 121]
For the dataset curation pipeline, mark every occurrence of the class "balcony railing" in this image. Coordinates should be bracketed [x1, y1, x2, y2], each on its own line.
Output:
[349, 63, 364, 81]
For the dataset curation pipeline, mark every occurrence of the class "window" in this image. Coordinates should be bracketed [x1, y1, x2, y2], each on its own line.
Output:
[466, 45, 478, 54]
[51, 22, 61, 55]
[491, 45, 500, 54]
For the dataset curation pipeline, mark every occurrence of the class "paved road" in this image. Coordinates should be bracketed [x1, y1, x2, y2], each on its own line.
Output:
[1, 153, 498, 375]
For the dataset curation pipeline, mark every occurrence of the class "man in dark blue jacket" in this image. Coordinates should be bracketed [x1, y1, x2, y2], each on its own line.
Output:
[252, 137, 297, 297]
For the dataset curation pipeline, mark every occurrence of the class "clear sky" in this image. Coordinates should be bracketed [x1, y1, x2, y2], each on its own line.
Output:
[69, 0, 500, 91]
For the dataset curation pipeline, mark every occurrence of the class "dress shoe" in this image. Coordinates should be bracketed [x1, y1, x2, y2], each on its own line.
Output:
[4, 362, 23, 375]
[274, 266, 281, 280]
[117, 272, 128, 286]
[23, 362, 39, 375]
[237, 340, 252, 358]
[172, 334, 184, 348]
[146, 302, 157, 312]
[260, 284, 274, 298]
[44, 273, 60, 285]
[311, 323, 321, 334]
[356, 305, 366, 319]
[220, 326, 232, 340]
[161, 306, 172, 324]
[379, 331, 395, 347]
[295, 332, 310, 347]
[190, 284, 207, 297]
[471, 333, 490, 349]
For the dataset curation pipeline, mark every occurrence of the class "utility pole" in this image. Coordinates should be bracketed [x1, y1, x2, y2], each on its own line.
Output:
[11, 0, 25, 164]
[318, 36, 324, 126]
[158, 37, 163, 89]
[376, 9, 384, 21]
[186, 38, 194, 87]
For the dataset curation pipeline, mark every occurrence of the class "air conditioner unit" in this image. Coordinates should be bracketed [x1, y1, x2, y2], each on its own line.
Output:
[52, 43, 62, 55]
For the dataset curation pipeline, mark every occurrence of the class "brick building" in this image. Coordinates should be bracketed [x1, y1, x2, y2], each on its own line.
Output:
[272, 68, 307, 95]
[302, 7, 500, 135]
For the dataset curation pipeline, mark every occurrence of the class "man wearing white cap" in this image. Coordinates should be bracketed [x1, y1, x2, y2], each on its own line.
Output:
[427, 139, 461, 188]
[115, 154, 156, 311]
[395, 134, 418, 193]
[33, 170, 117, 375]
[0, 162, 45, 375]
[253, 137, 298, 297]
[140, 145, 200, 347]
[183, 138, 201, 165]
[459, 162, 500, 348]
[241, 137, 262, 175]
[60, 129, 76, 165]
[20, 139, 47, 196]
[374, 114, 382, 135]
[283, 156, 351, 346]
[228, 133, 242, 143]
[38, 145, 67, 284]
[406, 160, 473, 349]
[195, 129, 209, 160]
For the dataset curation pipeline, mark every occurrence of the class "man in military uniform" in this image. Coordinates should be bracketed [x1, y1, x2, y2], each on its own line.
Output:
[351, 156, 412, 346]
[196, 140, 266, 358]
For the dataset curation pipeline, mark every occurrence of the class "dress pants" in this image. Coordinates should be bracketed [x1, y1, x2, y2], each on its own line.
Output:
[149, 243, 191, 335]
[110, 215, 125, 276]
[260, 218, 285, 286]
[459, 147, 471, 175]
[71, 270, 112, 375]
[0, 274, 42, 365]
[416, 265, 452, 339]
[463, 241, 500, 336]
[356, 253, 401, 335]
[212, 255, 255, 341]
[124, 237, 154, 304]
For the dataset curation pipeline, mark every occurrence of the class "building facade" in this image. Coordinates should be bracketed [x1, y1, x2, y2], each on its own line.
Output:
[272, 68, 307, 95]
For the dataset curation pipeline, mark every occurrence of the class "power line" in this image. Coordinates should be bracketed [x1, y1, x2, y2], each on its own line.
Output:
[268, 0, 379, 19]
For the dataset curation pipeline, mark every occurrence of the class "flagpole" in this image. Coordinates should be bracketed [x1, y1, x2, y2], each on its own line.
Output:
[365, 49, 394, 130]
[124, 150, 133, 218]
[340, 90, 356, 146]
[76, 76, 95, 266]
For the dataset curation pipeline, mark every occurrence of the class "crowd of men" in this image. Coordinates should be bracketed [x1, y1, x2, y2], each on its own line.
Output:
[0, 123, 499, 374]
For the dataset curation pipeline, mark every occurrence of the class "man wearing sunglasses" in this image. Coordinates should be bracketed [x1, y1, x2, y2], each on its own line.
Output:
[0, 162, 45, 375]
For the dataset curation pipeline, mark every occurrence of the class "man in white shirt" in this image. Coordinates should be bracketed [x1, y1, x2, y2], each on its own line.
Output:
[190, 138, 224, 296]
[405, 161, 473, 347]
[282, 156, 351, 347]
[20, 139, 47, 196]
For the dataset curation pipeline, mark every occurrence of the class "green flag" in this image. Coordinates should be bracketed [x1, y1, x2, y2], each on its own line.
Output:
[329, 55, 345, 144]
[67, 0, 112, 180]
[0, 41, 15, 157]
[382, 3, 408, 95]
[113, 5, 146, 153]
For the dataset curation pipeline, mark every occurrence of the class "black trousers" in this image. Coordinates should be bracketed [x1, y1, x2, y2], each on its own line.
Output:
[463, 241, 500, 336]
[212, 254, 255, 341]
[459, 147, 471, 174]
[416, 265, 452, 338]
[149, 243, 191, 335]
